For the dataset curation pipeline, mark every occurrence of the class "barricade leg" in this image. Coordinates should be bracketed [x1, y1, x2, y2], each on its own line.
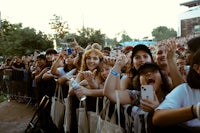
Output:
[2, 69, 13, 102]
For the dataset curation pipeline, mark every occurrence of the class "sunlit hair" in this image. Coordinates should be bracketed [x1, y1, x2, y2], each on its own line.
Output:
[98, 60, 113, 81]
[154, 43, 167, 63]
[155, 43, 166, 54]
[80, 48, 104, 71]
[91, 43, 102, 50]
[98, 59, 113, 70]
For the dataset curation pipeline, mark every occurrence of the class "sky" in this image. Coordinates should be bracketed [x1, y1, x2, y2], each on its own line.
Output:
[0, 0, 189, 39]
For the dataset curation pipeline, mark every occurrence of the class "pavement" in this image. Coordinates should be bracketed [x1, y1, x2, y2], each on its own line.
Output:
[0, 99, 35, 133]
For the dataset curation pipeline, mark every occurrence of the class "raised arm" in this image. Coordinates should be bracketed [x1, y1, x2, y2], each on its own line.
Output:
[103, 54, 131, 104]
[51, 48, 66, 77]
[167, 41, 185, 88]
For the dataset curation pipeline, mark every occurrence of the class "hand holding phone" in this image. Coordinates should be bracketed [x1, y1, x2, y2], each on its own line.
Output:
[67, 48, 72, 55]
[141, 85, 154, 101]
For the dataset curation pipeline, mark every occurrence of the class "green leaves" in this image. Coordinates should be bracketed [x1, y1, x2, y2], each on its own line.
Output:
[152, 26, 177, 41]
[0, 20, 53, 57]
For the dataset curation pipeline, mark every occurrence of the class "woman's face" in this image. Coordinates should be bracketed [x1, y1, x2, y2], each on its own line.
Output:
[46, 54, 54, 62]
[139, 68, 162, 92]
[133, 50, 152, 70]
[36, 58, 46, 67]
[65, 54, 74, 65]
[155, 45, 167, 67]
[100, 64, 112, 80]
[176, 58, 186, 74]
[86, 51, 100, 71]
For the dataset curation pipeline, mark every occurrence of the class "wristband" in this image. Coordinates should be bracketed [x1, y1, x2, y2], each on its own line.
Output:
[110, 69, 120, 76]
[196, 102, 200, 119]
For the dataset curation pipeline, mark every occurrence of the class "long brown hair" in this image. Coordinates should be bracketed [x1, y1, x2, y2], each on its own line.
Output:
[80, 48, 104, 71]
[79, 48, 104, 82]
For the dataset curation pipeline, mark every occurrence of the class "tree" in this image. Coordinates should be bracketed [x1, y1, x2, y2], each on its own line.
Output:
[118, 31, 132, 43]
[49, 14, 69, 39]
[0, 19, 53, 57]
[104, 37, 118, 49]
[73, 27, 106, 48]
[152, 26, 177, 41]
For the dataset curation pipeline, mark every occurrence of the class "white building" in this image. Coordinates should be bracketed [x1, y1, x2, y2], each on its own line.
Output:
[178, 0, 200, 37]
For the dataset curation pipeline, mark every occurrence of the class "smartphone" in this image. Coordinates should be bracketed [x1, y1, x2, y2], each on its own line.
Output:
[67, 48, 72, 55]
[184, 65, 190, 72]
[141, 85, 154, 100]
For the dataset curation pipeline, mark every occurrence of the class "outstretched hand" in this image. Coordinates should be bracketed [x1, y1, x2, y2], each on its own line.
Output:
[115, 53, 129, 69]
[166, 40, 176, 60]
[80, 69, 97, 81]
[103, 56, 116, 66]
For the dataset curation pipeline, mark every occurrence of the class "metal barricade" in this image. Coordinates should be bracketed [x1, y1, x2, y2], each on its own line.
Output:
[1, 69, 13, 101]
[3, 69, 13, 80]
[0, 69, 4, 94]
[11, 69, 28, 101]
[0, 69, 32, 104]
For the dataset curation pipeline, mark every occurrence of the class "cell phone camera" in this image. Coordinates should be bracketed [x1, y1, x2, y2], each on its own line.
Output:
[141, 86, 146, 90]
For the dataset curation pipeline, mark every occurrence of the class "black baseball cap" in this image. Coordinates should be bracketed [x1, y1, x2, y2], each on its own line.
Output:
[138, 62, 160, 75]
[131, 44, 153, 60]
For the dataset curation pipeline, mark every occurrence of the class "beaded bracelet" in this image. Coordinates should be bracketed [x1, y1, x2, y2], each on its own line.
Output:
[110, 69, 120, 76]
[196, 102, 200, 120]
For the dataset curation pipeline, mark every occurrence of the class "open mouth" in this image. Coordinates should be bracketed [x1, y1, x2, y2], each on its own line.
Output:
[147, 78, 155, 84]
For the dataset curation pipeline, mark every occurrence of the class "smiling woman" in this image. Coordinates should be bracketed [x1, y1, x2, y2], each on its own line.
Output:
[68, 48, 105, 110]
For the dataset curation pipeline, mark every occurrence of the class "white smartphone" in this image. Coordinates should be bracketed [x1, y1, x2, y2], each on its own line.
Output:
[141, 85, 154, 101]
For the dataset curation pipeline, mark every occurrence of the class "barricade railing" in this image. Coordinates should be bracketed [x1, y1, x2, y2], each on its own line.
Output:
[0, 68, 32, 104]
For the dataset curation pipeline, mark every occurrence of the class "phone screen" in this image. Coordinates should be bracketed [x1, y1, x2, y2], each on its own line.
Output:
[67, 48, 72, 55]
[141, 85, 154, 100]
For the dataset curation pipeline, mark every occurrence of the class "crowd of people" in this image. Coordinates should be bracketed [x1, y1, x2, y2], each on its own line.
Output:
[0, 34, 200, 132]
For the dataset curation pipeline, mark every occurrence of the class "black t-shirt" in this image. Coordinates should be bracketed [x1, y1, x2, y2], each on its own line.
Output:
[12, 63, 25, 80]
[13, 62, 25, 69]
